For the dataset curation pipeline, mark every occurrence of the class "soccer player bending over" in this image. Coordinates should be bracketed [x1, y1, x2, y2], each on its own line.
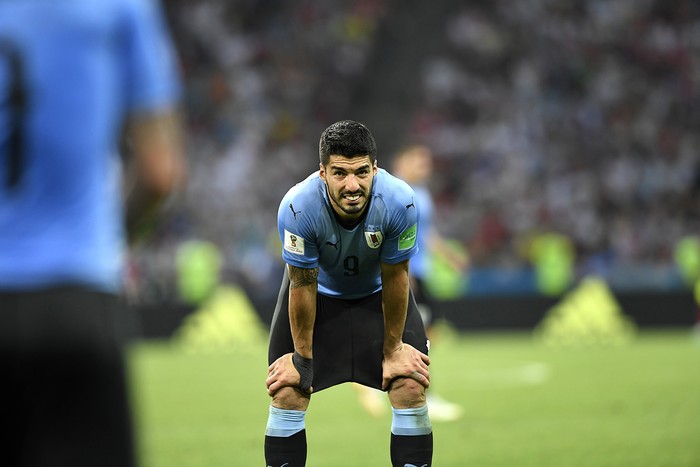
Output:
[265, 120, 433, 466]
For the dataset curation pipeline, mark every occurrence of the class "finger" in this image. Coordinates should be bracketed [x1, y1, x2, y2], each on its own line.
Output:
[418, 374, 430, 388]
[420, 352, 430, 365]
[381, 376, 391, 391]
[419, 361, 430, 374]
[268, 379, 288, 396]
[410, 370, 430, 388]
[268, 383, 283, 397]
[267, 381, 277, 396]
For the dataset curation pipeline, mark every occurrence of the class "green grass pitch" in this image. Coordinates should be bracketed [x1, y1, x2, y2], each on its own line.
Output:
[129, 329, 700, 466]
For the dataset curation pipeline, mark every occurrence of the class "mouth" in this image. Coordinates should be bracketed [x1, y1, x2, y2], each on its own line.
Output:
[343, 193, 362, 203]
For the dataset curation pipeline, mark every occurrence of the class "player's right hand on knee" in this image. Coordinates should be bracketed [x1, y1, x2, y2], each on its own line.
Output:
[266, 352, 314, 396]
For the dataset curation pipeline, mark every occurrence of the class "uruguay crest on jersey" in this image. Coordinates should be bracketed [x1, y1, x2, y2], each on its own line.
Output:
[365, 230, 383, 249]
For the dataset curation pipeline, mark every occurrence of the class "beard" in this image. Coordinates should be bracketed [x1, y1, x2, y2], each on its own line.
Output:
[328, 187, 369, 216]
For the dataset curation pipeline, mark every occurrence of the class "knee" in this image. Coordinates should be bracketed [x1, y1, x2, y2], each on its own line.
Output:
[388, 377, 426, 409]
[271, 386, 310, 411]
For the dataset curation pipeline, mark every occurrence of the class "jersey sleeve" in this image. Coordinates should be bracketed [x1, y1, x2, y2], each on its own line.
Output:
[120, 0, 181, 112]
[277, 187, 320, 269]
[380, 181, 420, 265]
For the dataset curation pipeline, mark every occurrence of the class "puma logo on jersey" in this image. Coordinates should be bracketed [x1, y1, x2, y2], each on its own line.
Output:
[405, 197, 416, 210]
[289, 203, 301, 220]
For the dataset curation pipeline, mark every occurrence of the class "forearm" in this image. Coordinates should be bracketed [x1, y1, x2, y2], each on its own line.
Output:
[123, 110, 186, 244]
[287, 265, 318, 358]
[380, 260, 410, 354]
[430, 230, 469, 271]
[124, 181, 164, 243]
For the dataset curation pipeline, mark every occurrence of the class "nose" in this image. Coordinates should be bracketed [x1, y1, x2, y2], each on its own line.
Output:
[345, 174, 360, 192]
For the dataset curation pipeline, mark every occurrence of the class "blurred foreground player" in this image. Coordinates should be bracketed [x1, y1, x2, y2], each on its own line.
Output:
[265, 120, 433, 466]
[0, 1, 185, 466]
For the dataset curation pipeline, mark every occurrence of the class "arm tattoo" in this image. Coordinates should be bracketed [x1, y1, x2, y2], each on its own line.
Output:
[288, 266, 318, 289]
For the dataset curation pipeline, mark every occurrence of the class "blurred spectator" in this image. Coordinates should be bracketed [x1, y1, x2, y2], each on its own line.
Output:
[405, 0, 700, 289]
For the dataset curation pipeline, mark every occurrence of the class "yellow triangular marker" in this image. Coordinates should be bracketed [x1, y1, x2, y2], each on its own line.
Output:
[173, 284, 267, 354]
[534, 276, 637, 346]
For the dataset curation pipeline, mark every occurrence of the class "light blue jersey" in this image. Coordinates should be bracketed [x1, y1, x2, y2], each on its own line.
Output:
[278, 168, 419, 299]
[0, 0, 180, 291]
[409, 185, 433, 280]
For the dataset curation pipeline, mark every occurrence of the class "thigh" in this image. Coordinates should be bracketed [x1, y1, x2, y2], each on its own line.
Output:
[268, 269, 294, 365]
[268, 270, 354, 393]
[403, 287, 431, 354]
[352, 287, 429, 390]
[309, 294, 354, 392]
[268, 277, 429, 393]
[412, 277, 438, 326]
[0, 287, 136, 467]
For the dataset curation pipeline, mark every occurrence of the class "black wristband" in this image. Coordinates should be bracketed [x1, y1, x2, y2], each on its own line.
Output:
[292, 351, 313, 392]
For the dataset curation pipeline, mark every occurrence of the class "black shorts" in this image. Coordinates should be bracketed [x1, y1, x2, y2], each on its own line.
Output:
[0, 286, 136, 467]
[411, 277, 430, 307]
[268, 269, 429, 393]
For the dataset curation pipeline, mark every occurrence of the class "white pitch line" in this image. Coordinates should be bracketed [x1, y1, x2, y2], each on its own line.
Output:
[464, 362, 551, 388]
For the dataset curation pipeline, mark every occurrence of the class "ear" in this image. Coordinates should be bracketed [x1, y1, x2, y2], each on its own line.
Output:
[319, 163, 326, 183]
[373, 160, 378, 175]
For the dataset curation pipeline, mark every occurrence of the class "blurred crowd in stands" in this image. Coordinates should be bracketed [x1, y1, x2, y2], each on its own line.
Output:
[128, 0, 700, 304]
[129, 0, 389, 303]
[406, 0, 700, 277]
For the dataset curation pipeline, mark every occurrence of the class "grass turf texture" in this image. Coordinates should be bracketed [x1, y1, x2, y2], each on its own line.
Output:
[130, 329, 700, 466]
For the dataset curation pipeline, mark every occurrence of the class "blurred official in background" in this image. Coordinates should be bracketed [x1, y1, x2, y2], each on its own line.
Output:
[391, 144, 468, 419]
[355, 144, 468, 422]
[0, 1, 185, 466]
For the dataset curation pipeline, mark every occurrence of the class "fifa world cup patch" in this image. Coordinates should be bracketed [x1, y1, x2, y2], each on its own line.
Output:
[398, 224, 417, 250]
[284, 229, 305, 255]
[365, 230, 383, 249]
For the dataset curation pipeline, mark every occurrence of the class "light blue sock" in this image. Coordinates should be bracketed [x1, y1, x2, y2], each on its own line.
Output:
[391, 405, 432, 436]
[265, 406, 306, 437]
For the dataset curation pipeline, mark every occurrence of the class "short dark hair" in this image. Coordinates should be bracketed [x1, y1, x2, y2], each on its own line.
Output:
[318, 120, 377, 166]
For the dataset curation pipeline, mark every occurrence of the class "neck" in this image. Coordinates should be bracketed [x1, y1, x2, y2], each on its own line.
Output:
[327, 188, 370, 229]
[334, 210, 363, 229]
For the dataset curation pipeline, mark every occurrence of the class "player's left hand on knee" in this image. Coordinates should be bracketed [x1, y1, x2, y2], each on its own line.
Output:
[381, 342, 431, 390]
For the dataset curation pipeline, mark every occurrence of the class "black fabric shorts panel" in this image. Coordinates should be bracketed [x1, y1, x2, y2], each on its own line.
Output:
[0, 286, 136, 467]
[411, 277, 444, 326]
[268, 269, 429, 393]
[412, 276, 433, 307]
